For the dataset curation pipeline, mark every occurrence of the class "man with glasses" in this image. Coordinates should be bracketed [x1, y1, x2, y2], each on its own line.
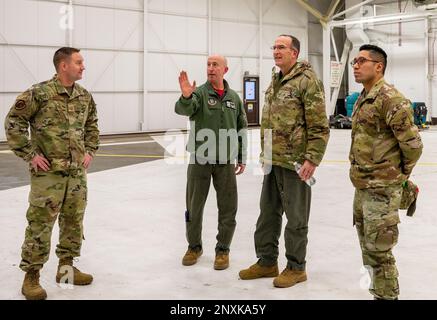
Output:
[349, 44, 422, 300]
[239, 35, 330, 288]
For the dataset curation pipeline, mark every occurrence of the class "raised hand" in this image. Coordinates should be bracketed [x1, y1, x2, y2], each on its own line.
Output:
[178, 71, 196, 98]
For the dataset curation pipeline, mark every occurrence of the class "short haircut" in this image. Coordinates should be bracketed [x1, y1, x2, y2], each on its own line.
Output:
[53, 47, 80, 71]
[279, 34, 300, 55]
[359, 44, 387, 74]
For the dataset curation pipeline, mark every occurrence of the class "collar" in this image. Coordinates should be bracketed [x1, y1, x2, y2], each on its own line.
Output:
[361, 77, 385, 101]
[52, 74, 82, 99]
[206, 79, 230, 97]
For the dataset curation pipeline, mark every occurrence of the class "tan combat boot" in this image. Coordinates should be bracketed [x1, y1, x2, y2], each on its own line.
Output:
[182, 248, 203, 266]
[56, 257, 93, 285]
[273, 268, 307, 288]
[239, 262, 279, 280]
[22, 269, 47, 300]
[214, 253, 229, 270]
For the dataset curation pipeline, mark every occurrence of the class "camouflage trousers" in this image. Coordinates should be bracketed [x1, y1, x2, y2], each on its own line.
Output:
[20, 168, 87, 272]
[353, 185, 402, 300]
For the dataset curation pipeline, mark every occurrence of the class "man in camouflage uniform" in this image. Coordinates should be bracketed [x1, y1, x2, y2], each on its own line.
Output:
[4, 47, 99, 300]
[349, 44, 423, 300]
[239, 35, 330, 288]
[175, 55, 248, 270]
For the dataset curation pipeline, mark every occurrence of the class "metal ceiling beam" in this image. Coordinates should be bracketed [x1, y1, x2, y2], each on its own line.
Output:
[332, 0, 375, 19]
[295, 0, 325, 21]
[326, 0, 341, 19]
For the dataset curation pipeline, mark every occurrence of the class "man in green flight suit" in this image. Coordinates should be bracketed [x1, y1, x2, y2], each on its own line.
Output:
[175, 55, 248, 270]
[349, 44, 423, 300]
[4, 47, 99, 300]
[239, 34, 330, 288]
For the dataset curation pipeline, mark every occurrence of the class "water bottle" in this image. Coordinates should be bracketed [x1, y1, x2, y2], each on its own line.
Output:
[294, 162, 316, 186]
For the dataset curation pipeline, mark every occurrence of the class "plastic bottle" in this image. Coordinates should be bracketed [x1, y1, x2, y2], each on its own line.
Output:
[294, 162, 316, 186]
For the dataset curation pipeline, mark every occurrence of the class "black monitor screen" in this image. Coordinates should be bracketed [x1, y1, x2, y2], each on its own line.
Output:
[245, 81, 256, 100]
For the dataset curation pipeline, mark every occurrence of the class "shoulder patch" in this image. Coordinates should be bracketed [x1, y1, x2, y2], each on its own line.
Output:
[14, 100, 27, 110]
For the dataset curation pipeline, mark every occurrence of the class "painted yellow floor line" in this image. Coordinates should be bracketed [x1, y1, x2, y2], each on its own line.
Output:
[2, 150, 437, 167]
[96, 153, 165, 159]
[321, 160, 437, 166]
[94, 154, 437, 167]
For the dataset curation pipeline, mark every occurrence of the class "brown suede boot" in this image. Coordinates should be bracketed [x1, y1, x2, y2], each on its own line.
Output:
[56, 257, 93, 285]
[273, 268, 307, 288]
[22, 269, 47, 300]
[239, 262, 279, 280]
[182, 248, 203, 266]
[214, 253, 229, 270]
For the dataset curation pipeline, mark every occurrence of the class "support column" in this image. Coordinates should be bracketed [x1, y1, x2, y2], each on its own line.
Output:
[141, 0, 148, 131]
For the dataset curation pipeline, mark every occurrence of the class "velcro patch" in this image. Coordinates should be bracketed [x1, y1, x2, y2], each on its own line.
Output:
[225, 101, 236, 109]
[14, 100, 27, 110]
[208, 98, 217, 106]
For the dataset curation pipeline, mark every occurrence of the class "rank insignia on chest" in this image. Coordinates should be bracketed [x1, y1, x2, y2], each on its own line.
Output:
[225, 101, 236, 109]
[68, 105, 75, 112]
[208, 98, 218, 106]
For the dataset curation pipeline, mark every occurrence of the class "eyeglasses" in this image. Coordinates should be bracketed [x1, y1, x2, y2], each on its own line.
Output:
[271, 45, 295, 51]
[350, 57, 381, 67]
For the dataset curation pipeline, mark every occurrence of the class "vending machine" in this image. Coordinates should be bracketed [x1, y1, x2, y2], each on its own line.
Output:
[243, 74, 260, 126]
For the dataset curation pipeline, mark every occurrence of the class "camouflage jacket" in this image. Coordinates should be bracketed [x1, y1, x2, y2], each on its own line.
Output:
[349, 78, 423, 189]
[175, 80, 248, 164]
[4, 75, 100, 171]
[260, 61, 330, 170]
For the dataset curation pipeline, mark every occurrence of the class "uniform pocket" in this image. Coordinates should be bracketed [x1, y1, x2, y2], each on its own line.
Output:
[375, 222, 399, 251]
[366, 213, 400, 251]
[28, 193, 48, 208]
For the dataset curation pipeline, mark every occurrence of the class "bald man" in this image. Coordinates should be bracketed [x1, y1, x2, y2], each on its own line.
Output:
[175, 55, 248, 270]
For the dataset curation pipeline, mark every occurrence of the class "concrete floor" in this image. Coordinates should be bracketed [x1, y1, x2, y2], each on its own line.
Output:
[1, 128, 437, 300]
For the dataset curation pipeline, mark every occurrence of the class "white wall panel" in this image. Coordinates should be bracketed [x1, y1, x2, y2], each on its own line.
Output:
[80, 50, 115, 92]
[211, 21, 258, 57]
[149, 0, 207, 16]
[147, 94, 166, 131]
[148, 13, 207, 53]
[74, 6, 143, 50]
[74, 6, 115, 49]
[90, 92, 143, 134]
[74, 0, 143, 11]
[147, 93, 186, 131]
[263, 0, 307, 27]
[113, 93, 142, 132]
[0, 47, 4, 93]
[114, 52, 143, 91]
[2, 46, 56, 92]
[148, 53, 206, 92]
[211, 0, 259, 22]
[0, 0, 5, 44]
[4, 0, 38, 45]
[3, 46, 39, 92]
[114, 10, 143, 50]
[240, 57, 258, 77]
[92, 93, 115, 134]
[261, 59, 275, 90]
